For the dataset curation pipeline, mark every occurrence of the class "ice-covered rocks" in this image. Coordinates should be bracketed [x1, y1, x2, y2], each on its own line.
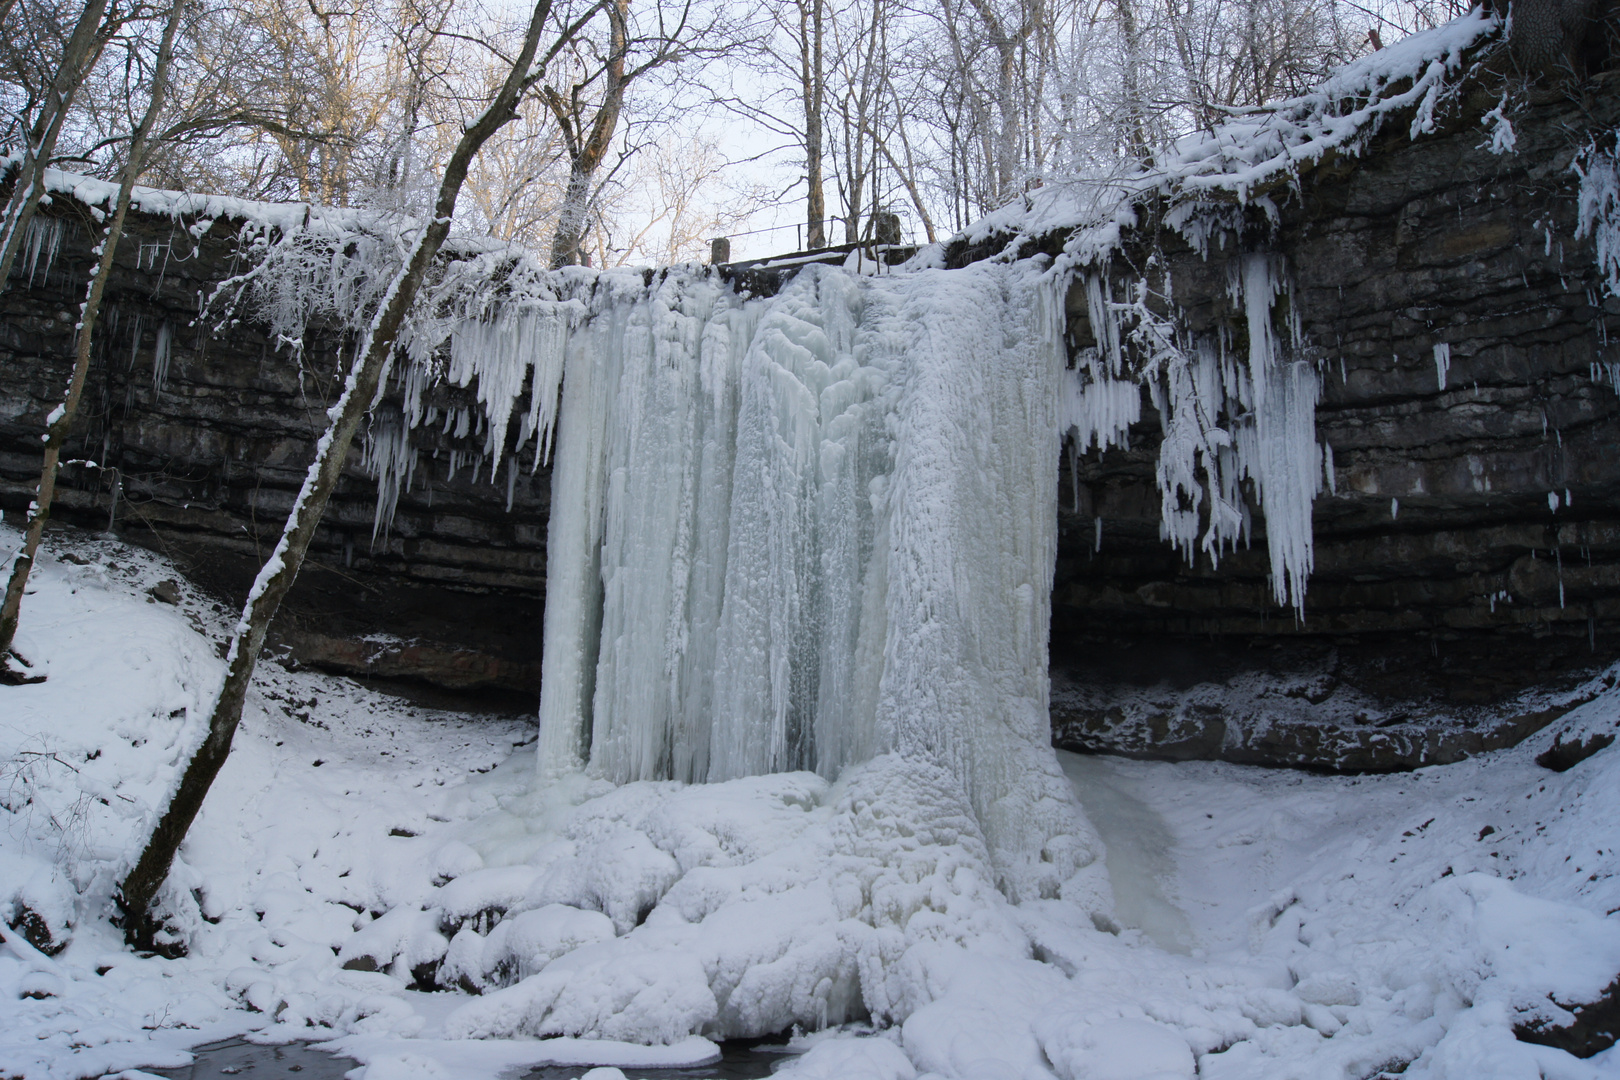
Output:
[1, 860, 76, 957]
[338, 906, 448, 980]
[334, 755, 1112, 1045]
[441, 904, 615, 992]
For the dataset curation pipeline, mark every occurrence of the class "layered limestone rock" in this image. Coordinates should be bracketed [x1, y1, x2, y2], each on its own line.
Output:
[0, 207, 547, 706]
[4, 43, 1620, 761]
[1032, 69, 1620, 765]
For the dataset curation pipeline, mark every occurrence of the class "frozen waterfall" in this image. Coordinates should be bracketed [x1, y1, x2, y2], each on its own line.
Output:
[533, 259, 1095, 900]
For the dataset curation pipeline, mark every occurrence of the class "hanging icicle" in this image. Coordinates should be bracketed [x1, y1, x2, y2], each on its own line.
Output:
[151, 322, 174, 390]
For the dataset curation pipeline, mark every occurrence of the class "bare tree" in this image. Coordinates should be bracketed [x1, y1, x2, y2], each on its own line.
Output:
[115, 0, 569, 942]
[592, 131, 770, 263]
[0, 0, 123, 288]
[543, 0, 729, 267]
[459, 93, 569, 246]
[0, 0, 191, 678]
[798, 0, 828, 247]
[545, 0, 632, 267]
[825, 0, 888, 241]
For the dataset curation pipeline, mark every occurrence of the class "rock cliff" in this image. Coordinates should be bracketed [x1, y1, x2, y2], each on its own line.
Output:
[4, 35, 1620, 763]
[1039, 60, 1620, 765]
[0, 207, 549, 709]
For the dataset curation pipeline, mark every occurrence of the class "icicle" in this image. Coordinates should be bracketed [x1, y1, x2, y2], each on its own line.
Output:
[125, 315, 145, 371]
[151, 322, 174, 390]
[1433, 342, 1450, 390]
[1577, 138, 1620, 298]
[1228, 254, 1319, 614]
[444, 309, 568, 477]
[361, 419, 416, 541]
[1060, 365, 1140, 452]
[20, 217, 64, 285]
[1085, 273, 1123, 375]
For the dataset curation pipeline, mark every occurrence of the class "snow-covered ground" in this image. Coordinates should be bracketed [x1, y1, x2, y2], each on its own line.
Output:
[3, 522, 1619, 1080]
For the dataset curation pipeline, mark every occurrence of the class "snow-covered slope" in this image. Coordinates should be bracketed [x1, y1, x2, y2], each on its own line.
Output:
[3, 523, 1619, 1079]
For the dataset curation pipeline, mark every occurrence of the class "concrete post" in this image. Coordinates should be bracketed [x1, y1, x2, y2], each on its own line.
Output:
[873, 212, 901, 246]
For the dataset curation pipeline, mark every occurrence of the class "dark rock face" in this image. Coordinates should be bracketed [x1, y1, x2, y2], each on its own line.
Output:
[4, 60, 1620, 763]
[1050, 637, 1599, 771]
[0, 207, 548, 709]
[1537, 727, 1619, 769]
[1050, 71, 1620, 764]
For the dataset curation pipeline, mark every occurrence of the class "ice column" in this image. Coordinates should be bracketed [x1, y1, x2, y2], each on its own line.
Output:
[876, 263, 1092, 900]
[1230, 253, 1322, 613]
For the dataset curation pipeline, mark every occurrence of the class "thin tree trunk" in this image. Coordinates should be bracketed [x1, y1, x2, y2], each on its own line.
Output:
[800, 0, 825, 249]
[964, 0, 1020, 203]
[550, 161, 595, 268]
[0, 0, 113, 291]
[116, 0, 557, 944]
[1115, 0, 1151, 163]
[0, 0, 188, 674]
[875, 137, 936, 244]
[547, 0, 628, 268]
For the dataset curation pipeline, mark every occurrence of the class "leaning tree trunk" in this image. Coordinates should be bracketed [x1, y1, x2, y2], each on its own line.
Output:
[0, 0, 189, 677]
[116, 0, 557, 945]
[0, 0, 113, 291]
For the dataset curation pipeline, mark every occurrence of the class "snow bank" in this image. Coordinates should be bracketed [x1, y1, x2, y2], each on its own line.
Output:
[436, 753, 1098, 1044]
[3, 523, 1619, 1079]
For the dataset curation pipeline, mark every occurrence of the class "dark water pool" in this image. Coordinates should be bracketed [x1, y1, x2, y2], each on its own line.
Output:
[145, 1039, 360, 1079]
[142, 1038, 791, 1080]
[519, 1039, 793, 1079]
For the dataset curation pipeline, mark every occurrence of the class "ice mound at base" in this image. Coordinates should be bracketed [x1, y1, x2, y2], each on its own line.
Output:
[439, 754, 1106, 1043]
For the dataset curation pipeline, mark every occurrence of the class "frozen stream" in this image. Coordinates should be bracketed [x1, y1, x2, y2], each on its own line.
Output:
[146, 1037, 792, 1080]
[1056, 752, 1195, 954]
